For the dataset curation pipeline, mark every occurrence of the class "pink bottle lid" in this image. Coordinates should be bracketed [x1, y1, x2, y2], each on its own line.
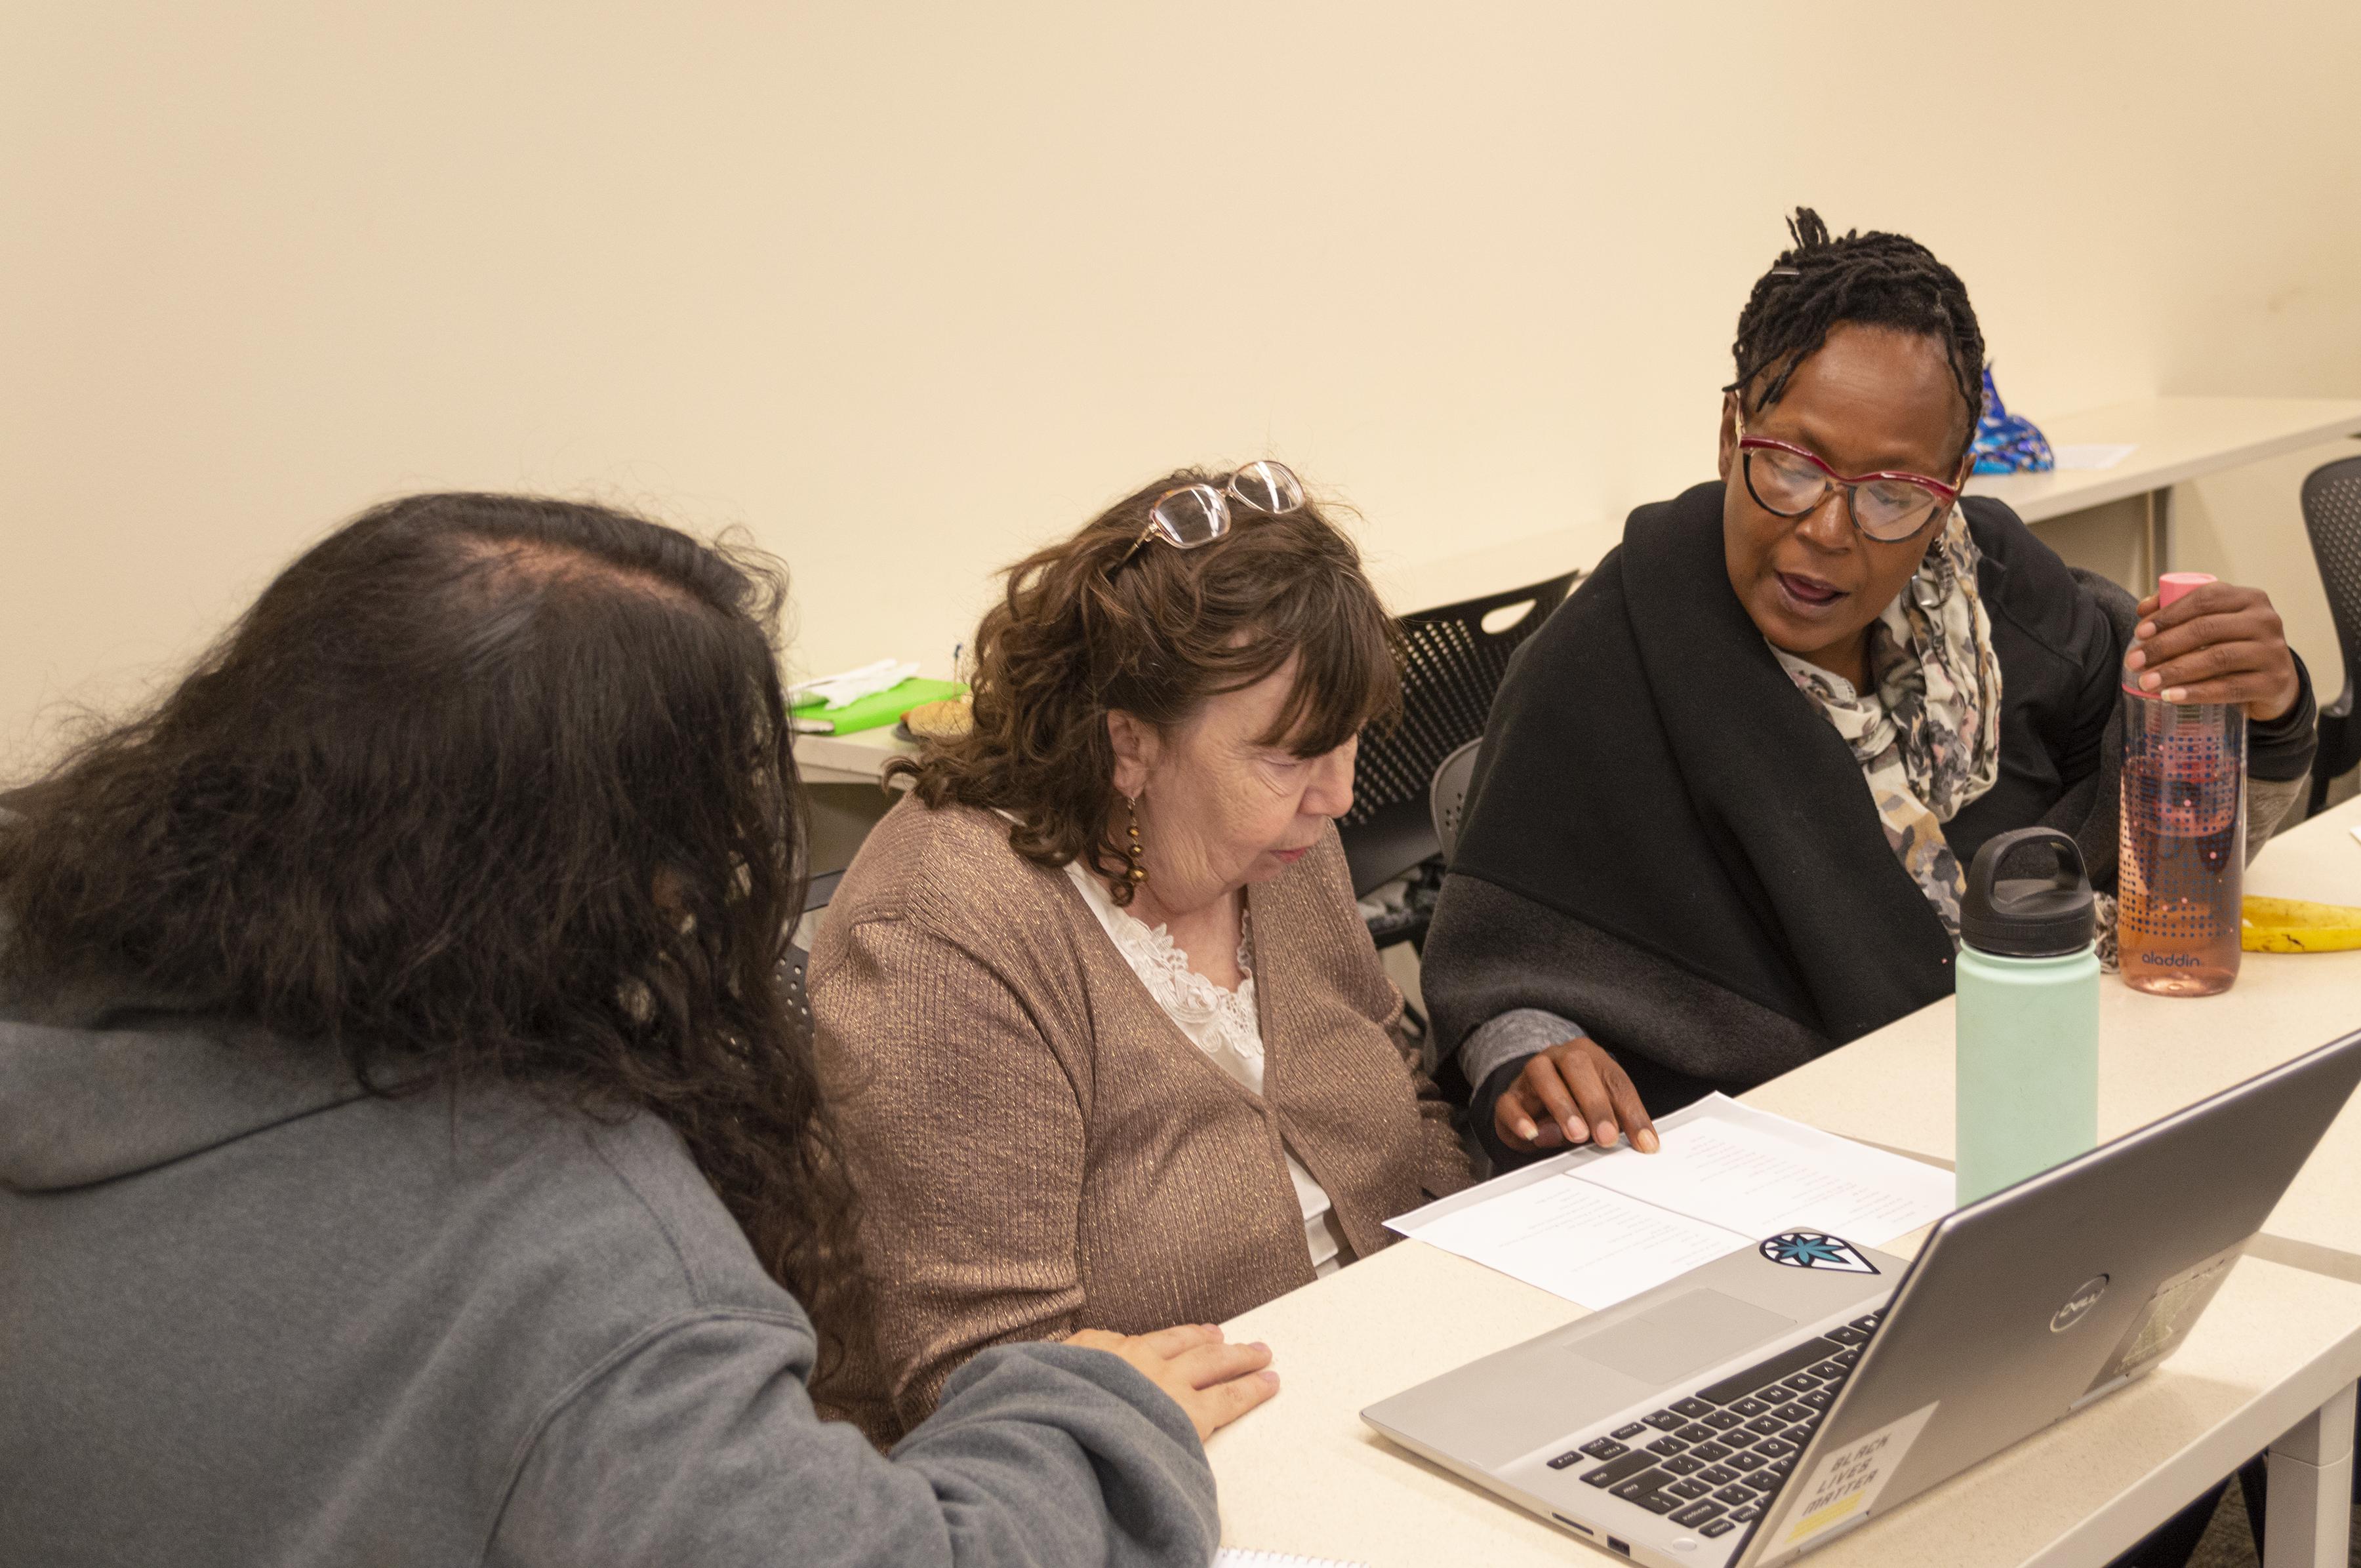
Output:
[2157, 572, 2215, 608]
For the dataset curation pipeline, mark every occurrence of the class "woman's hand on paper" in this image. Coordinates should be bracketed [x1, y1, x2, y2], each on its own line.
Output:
[1066, 1323, 1278, 1441]
[1495, 1037, 1661, 1156]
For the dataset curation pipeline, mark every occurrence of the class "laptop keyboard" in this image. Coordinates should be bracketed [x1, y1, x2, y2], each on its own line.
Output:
[1543, 1310, 1883, 1540]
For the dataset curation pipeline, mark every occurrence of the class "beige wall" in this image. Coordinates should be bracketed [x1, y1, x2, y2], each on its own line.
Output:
[7, 1, 2359, 770]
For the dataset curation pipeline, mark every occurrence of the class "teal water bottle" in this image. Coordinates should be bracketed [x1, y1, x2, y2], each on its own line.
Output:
[1954, 828, 2100, 1206]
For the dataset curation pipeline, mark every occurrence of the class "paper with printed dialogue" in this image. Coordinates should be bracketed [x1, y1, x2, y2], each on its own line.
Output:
[1389, 1095, 1954, 1310]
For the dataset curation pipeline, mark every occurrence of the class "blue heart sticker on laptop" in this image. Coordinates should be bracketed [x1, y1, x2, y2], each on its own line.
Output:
[1760, 1232, 1879, 1274]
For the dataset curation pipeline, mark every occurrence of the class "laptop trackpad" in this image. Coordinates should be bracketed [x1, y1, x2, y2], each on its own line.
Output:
[1564, 1290, 1797, 1386]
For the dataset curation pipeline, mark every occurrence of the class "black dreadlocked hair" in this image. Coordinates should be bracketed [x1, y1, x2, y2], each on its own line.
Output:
[1725, 207, 1988, 464]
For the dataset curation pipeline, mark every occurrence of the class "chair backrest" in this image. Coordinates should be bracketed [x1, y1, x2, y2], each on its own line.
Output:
[778, 945, 815, 1037]
[1342, 570, 1578, 831]
[776, 868, 845, 1034]
[2301, 454, 2361, 716]
[1429, 738, 1483, 863]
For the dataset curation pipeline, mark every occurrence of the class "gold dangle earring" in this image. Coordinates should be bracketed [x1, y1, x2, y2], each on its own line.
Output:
[1122, 794, 1148, 898]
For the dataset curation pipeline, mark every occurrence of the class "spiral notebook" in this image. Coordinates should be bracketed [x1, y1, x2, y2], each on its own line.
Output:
[1213, 1552, 1366, 1567]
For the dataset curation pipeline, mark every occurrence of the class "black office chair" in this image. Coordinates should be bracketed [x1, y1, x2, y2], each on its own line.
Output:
[2237, 434, 2361, 1534]
[1338, 571, 1580, 951]
[1387, 735, 1489, 1104]
[1430, 736, 1483, 864]
[776, 868, 845, 1034]
[2299, 456, 2361, 817]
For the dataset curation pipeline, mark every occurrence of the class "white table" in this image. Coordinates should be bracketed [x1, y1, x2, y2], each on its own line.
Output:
[794, 398, 2361, 788]
[1205, 803, 2361, 1565]
[1211, 1236, 2361, 1567]
[1733, 795, 2361, 1564]
[1743, 796, 2361, 1286]
[1966, 395, 2361, 580]
[1968, 396, 2361, 527]
[1361, 524, 1588, 623]
[790, 525, 1592, 788]
[797, 723, 918, 788]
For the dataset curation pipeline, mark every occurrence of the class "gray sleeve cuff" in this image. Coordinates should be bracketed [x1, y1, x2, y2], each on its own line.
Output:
[1457, 1007, 1587, 1092]
[2245, 773, 2309, 863]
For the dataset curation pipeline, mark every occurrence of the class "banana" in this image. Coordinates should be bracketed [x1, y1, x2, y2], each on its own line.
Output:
[2240, 896, 2361, 954]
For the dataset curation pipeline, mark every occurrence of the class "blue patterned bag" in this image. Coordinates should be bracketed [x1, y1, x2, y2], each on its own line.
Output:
[1970, 366, 2053, 475]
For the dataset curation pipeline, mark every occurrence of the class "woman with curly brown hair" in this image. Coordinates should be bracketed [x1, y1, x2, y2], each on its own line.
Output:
[811, 462, 1471, 1438]
[0, 493, 1274, 1568]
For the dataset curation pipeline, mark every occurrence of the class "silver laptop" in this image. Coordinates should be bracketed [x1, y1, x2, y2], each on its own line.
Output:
[1365, 1026, 2361, 1567]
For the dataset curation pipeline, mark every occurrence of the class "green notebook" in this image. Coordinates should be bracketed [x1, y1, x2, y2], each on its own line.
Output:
[790, 677, 967, 736]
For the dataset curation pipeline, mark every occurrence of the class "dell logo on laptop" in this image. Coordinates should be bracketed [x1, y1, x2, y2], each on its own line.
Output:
[2051, 1276, 2110, 1332]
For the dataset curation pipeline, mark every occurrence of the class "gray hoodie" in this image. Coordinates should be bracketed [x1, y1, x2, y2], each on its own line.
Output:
[0, 1001, 1219, 1567]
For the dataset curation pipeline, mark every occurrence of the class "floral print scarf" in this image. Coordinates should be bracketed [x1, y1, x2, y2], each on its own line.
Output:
[1769, 508, 2003, 942]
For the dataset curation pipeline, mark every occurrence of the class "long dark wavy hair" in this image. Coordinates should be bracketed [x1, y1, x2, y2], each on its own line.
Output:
[0, 492, 876, 1395]
[896, 466, 1402, 904]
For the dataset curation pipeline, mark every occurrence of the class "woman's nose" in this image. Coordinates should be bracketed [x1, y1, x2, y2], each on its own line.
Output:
[1794, 489, 1854, 552]
[1306, 749, 1356, 820]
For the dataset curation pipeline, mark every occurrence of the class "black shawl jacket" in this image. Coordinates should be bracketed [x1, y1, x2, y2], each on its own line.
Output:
[1423, 481, 2316, 1135]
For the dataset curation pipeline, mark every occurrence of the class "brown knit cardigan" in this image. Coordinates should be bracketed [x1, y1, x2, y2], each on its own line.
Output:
[809, 796, 1470, 1437]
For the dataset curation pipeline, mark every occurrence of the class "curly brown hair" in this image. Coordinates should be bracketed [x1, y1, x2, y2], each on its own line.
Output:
[0, 493, 878, 1403]
[895, 466, 1402, 902]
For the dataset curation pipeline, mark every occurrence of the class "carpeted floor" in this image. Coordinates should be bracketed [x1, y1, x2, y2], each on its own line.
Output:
[2187, 1483, 2361, 1567]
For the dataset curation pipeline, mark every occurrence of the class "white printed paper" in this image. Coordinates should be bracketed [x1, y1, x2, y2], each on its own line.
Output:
[1409, 1176, 1749, 1310]
[1577, 1115, 1955, 1245]
[1771, 1401, 1939, 1553]
[1390, 1095, 1953, 1310]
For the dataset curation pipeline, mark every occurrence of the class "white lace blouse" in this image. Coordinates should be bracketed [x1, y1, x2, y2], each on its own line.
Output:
[1063, 860, 1348, 1277]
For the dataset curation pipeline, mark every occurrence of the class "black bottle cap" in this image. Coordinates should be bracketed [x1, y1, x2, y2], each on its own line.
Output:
[1960, 828, 2095, 957]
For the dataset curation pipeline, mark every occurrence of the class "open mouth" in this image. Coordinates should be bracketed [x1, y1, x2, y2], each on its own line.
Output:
[1775, 571, 1847, 611]
[1270, 845, 1311, 865]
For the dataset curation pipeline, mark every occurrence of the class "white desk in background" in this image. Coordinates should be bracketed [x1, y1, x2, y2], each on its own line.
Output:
[1209, 1233, 2361, 1567]
[792, 395, 2361, 788]
[797, 723, 917, 788]
[790, 523, 1591, 789]
[1360, 397, 2361, 618]
[1359, 524, 1588, 623]
[1966, 395, 2361, 580]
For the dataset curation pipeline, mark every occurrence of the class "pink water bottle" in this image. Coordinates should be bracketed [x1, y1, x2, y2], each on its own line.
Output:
[2117, 572, 2244, 995]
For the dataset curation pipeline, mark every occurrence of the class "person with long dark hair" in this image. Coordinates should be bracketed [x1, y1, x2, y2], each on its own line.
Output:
[0, 493, 1274, 1567]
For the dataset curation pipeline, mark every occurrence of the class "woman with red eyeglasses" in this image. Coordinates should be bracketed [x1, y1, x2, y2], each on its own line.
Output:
[1422, 209, 2320, 1177]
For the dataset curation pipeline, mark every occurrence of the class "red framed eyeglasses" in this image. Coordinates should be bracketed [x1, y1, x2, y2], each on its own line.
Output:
[1735, 411, 1963, 542]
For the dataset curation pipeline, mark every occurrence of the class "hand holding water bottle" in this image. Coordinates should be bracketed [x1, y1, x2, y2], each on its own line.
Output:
[2117, 573, 2286, 997]
[2122, 579, 2301, 721]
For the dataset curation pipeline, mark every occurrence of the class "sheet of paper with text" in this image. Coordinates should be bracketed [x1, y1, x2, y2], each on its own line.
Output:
[1389, 1095, 1953, 1310]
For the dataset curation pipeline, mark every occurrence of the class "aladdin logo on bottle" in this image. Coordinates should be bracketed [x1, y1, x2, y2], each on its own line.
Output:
[2051, 1275, 2110, 1333]
[2139, 952, 2202, 967]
